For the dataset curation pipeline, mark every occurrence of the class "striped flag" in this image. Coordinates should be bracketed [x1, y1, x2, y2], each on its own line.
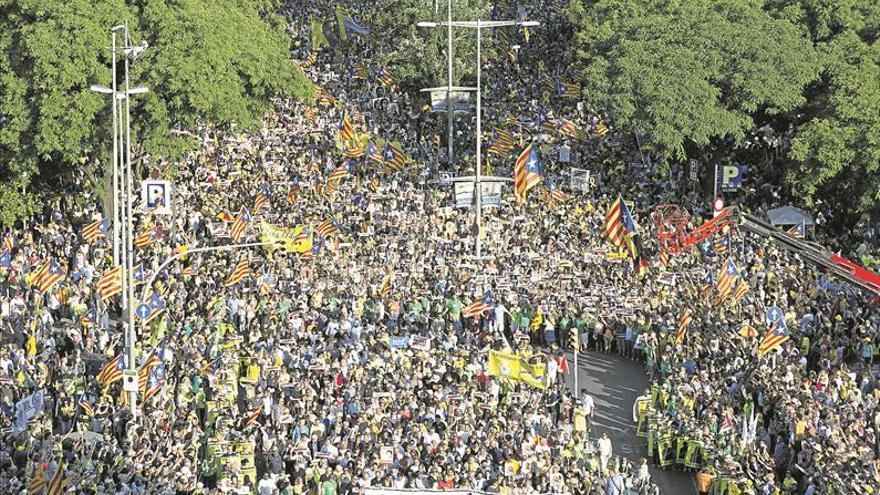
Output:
[593, 122, 610, 138]
[142, 362, 166, 403]
[603, 196, 638, 258]
[549, 183, 566, 204]
[338, 113, 356, 142]
[366, 141, 383, 163]
[244, 407, 262, 429]
[25, 261, 49, 287]
[142, 292, 167, 325]
[253, 182, 271, 213]
[379, 274, 392, 297]
[79, 399, 94, 417]
[97, 355, 125, 388]
[47, 462, 65, 495]
[659, 250, 670, 270]
[714, 233, 730, 255]
[37, 258, 65, 295]
[733, 279, 749, 302]
[758, 319, 790, 356]
[224, 257, 251, 287]
[315, 86, 337, 106]
[134, 227, 158, 249]
[513, 145, 542, 203]
[716, 258, 741, 303]
[462, 293, 494, 319]
[376, 67, 395, 88]
[300, 51, 317, 68]
[259, 270, 272, 296]
[561, 82, 581, 99]
[382, 141, 407, 171]
[230, 208, 252, 242]
[132, 264, 146, 285]
[700, 271, 714, 298]
[96, 266, 123, 301]
[28, 464, 45, 495]
[81, 218, 110, 244]
[328, 160, 354, 182]
[488, 128, 515, 155]
[354, 61, 370, 79]
[786, 221, 806, 239]
[675, 308, 692, 345]
[315, 219, 340, 238]
[559, 118, 579, 138]
[342, 141, 366, 158]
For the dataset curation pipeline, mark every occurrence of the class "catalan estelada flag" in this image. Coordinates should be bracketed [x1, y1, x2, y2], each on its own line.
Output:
[715, 258, 741, 303]
[714, 233, 730, 255]
[142, 362, 166, 403]
[37, 258, 65, 295]
[315, 86, 337, 106]
[733, 279, 749, 302]
[513, 145, 542, 203]
[659, 250, 670, 270]
[253, 182, 271, 213]
[224, 257, 251, 287]
[338, 113, 356, 142]
[603, 196, 638, 258]
[134, 227, 158, 249]
[315, 219, 340, 238]
[675, 308, 692, 345]
[47, 462, 65, 495]
[382, 141, 407, 172]
[548, 182, 566, 204]
[97, 355, 125, 388]
[328, 160, 354, 182]
[96, 266, 123, 301]
[462, 292, 494, 319]
[2, 235, 13, 253]
[81, 218, 110, 244]
[366, 141, 382, 163]
[28, 464, 45, 495]
[230, 207, 252, 242]
[787, 221, 806, 239]
[758, 319, 790, 356]
[488, 128, 515, 155]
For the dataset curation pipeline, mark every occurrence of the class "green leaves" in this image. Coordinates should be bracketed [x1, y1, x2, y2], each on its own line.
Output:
[569, 0, 819, 158]
[0, 0, 312, 226]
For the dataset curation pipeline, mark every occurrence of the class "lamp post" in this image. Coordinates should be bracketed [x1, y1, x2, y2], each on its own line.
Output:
[417, 19, 539, 257]
[92, 22, 149, 417]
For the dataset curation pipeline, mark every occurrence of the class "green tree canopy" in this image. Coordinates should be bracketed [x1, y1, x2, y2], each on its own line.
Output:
[769, 0, 880, 222]
[0, 0, 312, 226]
[567, 0, 819, 157]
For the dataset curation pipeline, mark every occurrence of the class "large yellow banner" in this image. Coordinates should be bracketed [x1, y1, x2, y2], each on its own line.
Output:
[260, 222, 312, 253]
[487, 350, 546, 389]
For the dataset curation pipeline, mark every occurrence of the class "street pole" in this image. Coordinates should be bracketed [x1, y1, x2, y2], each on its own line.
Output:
[123, 22, 138, 414]
[475, 21, 482, 257]
[111, 31, 120, 267]
[574, 344, 579, 400]
[446, 0, 453, 168]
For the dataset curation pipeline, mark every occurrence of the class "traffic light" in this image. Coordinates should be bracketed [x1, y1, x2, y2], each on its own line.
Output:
[570, 327, 579, 352]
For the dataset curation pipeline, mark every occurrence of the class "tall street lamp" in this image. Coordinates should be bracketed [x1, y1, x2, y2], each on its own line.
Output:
[417, 19, 539, 257]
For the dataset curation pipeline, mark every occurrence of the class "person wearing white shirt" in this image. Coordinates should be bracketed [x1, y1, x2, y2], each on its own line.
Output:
[598, 432, 613, 474]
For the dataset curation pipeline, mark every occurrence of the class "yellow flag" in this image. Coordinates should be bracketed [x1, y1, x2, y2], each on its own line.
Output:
[488, 350, 546, 389]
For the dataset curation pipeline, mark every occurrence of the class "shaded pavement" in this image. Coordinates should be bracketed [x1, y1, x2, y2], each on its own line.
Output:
[563, 350, 696, 495]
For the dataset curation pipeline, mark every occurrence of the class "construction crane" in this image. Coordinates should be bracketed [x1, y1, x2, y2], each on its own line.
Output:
[654, 204, 880, 297]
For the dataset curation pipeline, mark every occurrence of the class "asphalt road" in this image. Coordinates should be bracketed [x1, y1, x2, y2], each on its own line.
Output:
[563, 350, 696, 495]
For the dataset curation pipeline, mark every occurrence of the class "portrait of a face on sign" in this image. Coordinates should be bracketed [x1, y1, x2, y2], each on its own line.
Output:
[142, 180, 171, 214]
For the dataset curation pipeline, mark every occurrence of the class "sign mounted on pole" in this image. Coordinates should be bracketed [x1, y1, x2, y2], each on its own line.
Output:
[142, 180, 172, 215]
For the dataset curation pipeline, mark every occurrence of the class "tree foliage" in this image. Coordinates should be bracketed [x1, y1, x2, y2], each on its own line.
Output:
[567, 0, 819, 158]
[0, 0, 312, 226]
[770, 0, 880, 221]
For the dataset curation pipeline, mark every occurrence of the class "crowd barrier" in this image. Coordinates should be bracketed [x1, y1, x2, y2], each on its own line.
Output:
[364, 488, 570, 495]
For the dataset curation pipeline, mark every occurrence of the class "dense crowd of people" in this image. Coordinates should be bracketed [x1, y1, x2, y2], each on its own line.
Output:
[0, 1, 878, 494]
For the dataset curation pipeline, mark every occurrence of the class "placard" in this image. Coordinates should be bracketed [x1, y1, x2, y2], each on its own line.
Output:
[141, 180, 172, 215]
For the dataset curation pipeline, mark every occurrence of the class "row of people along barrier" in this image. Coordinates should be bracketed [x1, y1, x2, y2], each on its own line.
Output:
[635, 387, 758, 495]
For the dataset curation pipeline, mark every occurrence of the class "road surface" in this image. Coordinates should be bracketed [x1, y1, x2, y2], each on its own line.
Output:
[563, 350, 696, 495]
